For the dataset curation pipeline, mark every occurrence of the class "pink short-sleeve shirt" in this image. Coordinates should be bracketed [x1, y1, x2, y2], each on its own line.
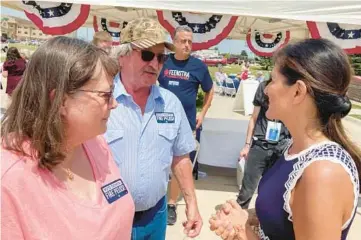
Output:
[1, 136, 135, 240]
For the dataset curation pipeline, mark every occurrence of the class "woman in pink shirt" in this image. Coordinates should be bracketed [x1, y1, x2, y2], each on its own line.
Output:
[1, 36, 135, 239]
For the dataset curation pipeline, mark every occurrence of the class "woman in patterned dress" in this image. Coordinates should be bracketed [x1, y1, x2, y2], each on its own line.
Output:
[209, 38, 361, 240]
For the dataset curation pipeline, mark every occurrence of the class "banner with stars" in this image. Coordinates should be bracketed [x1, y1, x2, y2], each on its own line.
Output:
[246, 29, 290, 57]
[307, 22, 361, 54]
[93, 16, 128, 45]
[22, 1, 90, 35]
[156, 10, 238, 51]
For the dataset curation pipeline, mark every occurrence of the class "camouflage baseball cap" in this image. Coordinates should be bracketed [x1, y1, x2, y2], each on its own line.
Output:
[121, 18, 175, 51]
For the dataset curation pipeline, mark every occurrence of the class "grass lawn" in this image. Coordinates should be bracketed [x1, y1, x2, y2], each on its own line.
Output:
[350, 114, 361, 121]
[1, 43, 38, 62]
[352, 103, 361, 110]
[208, 64, 269, 81]
[9, 43, 38, 51]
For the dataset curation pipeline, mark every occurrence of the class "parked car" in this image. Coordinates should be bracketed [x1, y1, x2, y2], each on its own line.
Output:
[202, 56, 227, 67]
[227, 57, 241, 65]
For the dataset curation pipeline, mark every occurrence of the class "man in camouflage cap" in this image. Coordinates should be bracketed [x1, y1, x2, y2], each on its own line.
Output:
[105, 18, 202, 239]
[120, 17, 175, 51]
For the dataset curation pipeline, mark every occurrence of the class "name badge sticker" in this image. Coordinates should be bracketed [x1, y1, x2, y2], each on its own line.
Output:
[155, 112, 175, 123]
[265, 121, 282, 142]
[101, 179, 128, 204]
[168, 81, 180, 86]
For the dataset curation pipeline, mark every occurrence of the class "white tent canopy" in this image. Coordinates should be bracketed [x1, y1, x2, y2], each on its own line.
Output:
[2, 0, 360, 55]
[2, 0, 361, 40]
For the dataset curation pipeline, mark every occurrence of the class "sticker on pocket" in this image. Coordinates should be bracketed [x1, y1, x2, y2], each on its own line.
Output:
[155, 112, 175, 123]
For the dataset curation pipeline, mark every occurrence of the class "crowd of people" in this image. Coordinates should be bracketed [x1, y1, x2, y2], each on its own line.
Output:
[1, 17, 360, 240]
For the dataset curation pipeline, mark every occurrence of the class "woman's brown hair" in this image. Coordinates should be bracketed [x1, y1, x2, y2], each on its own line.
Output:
[1, 36, 119, 170]
[5, 47, 22, 62]
[274, 38, 361, 184]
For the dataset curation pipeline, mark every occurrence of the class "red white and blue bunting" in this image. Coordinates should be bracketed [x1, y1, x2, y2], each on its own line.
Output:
[156, 10, 238, 51]
[246, 30, 290, 57]
[93, 16, 128, 45]
[22, 1, 90, 35]
[307, 22, 361, 54]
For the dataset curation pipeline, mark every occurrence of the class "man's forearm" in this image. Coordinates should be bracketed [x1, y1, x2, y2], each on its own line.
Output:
[200, 87, 214, 116]
[245, 119, 256, 144]
[172, 155, 198, 205]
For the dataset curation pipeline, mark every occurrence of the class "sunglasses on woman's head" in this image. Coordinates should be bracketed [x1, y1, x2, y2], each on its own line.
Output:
[140, 50, 166, 64]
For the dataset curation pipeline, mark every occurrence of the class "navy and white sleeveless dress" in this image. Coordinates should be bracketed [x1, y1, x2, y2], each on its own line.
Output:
[255, 141, 359, 239]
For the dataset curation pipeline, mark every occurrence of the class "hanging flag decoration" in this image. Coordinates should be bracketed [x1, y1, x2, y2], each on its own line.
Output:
[156, 10, 238, 51]
[246, 29, 290, 57]
[307, 22, 361, 54]
[21, 1, 90, 35]
[93, 16, 128, 45]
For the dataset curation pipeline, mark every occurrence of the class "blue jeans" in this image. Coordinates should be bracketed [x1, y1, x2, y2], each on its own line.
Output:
[131, 197, 167, 240]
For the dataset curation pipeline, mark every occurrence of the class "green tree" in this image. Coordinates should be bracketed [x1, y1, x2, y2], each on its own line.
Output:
[240, 50, 248, 60]
[350, 54, 361, 76]
[258, 56, 273, 70]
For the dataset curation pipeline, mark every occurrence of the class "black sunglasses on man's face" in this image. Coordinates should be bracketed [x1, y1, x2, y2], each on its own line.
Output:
[140, 50, 166, 64]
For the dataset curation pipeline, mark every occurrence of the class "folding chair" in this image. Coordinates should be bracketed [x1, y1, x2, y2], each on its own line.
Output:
[214, 72, 226, 94]
[224, 78, 236, 97]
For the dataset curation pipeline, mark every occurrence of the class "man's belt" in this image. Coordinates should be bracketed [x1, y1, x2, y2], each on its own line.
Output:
[133, 196, 166, 226]
[252, 136, 278, 150]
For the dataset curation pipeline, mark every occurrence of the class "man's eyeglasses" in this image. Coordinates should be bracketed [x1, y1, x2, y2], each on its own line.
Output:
[140, 50, 166, 64]
[77, 85, 114, 105]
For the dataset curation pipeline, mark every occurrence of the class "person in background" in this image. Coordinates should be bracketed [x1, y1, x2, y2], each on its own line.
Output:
[255, 71, 265, 82]
[210, 38, 361, 240]
[2, 47, 26, 96]
[105, 18, 202, 240]
[158, 25, 214, 226]
[1, 36, 135, 240]
[0, 61, 3, 90]
[240, 69, 249, 80]
[92, 31, 113, 53]
[236, 78, 290, 209]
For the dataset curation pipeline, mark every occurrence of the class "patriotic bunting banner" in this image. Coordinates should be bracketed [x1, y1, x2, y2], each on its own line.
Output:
[307, 22, 361, 54]
[246, 29, 290, 57]
[22, 1, 90, 35]
[157, 10, 238, 51]
[93, 16, 128, 45]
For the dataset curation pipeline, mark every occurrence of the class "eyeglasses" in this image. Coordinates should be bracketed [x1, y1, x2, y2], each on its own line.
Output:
[77, 85, 114, 105]
[140, 50, 166, 64]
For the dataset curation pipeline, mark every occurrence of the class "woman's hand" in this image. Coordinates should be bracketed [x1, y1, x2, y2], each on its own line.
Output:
[209, 200, 249, 239]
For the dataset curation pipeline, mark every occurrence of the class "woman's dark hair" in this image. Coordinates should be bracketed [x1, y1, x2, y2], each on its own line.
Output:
[1, 36, 119, 171]
[274, 38, 361, 182]
[6, 47, 22, 62]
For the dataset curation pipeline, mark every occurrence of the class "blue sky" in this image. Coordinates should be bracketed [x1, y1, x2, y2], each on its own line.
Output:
[1, 6, 253, 55]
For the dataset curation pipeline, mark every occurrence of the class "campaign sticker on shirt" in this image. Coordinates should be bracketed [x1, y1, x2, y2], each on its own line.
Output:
[155, 112, 175, 123]
[101, 179, 128, 204]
